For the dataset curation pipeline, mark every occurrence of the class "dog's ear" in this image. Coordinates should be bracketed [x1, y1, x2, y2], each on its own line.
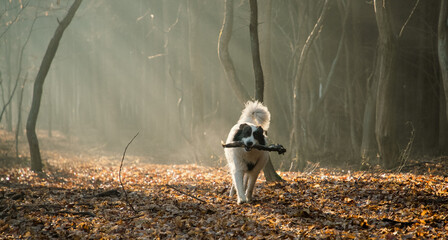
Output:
[256, 126, 267, 135]
[239, 123, 248, 130]
[255, 126, 264, 135]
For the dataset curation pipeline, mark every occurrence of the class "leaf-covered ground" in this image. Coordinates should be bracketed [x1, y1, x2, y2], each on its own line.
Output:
[2, 150, 448, 240]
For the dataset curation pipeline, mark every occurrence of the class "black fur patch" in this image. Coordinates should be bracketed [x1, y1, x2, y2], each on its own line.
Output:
[246, 162, 255, 171]
[233, 123, 252, 142]
[253, 126, 266, 145]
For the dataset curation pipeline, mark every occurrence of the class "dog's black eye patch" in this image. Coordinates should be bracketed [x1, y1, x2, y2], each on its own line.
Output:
[242, 125, 252, 138]
[253, 126, 266, 145]
[233, 123, 252, 141]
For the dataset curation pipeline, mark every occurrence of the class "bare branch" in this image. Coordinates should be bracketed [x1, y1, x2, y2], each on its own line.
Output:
[0, 14, 36, 123]
[0, 0, 31, 40]
[399, 0, 420, 38]
[119, 132, 140, 213]
[165, 185, 207, 204]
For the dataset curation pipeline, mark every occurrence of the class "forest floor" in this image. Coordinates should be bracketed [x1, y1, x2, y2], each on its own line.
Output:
[1, 130, 448, 239]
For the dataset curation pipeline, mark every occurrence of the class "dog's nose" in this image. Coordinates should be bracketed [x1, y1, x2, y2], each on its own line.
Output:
[246, 141, 253, 147]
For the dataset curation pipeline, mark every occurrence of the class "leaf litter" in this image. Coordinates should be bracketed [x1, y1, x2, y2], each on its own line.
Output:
[1, 153, 448, 239]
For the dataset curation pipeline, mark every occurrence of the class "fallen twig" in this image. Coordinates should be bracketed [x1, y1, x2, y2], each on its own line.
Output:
[381, 218, 416, 228]
[119, 132, 140, 213]
[396, 122, 415, 173]
[221, 141, 287, 155]
[123, 214, 145, 221]
[166, 184, 207, 204]
[47, 210, 96, 217]
[94, 189, 121, 198]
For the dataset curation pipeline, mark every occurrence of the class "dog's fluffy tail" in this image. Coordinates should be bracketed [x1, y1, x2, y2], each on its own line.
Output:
[238, 101, 270, 130]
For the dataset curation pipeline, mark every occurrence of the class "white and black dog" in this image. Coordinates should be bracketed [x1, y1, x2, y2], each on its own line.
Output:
[224, 101, 270, 204]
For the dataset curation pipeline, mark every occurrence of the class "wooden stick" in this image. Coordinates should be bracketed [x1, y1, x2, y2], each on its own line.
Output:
[221, 141, 286, 155]
[119, 132, 140, 213]
[166, 184, 207, 204]
[47, 210, 96, 217]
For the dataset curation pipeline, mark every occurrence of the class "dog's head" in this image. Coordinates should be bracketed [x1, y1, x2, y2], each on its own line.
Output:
[233, 123, 266, 151]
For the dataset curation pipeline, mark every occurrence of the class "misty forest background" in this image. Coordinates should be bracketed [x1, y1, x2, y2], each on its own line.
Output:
[1, 0, 448, 172]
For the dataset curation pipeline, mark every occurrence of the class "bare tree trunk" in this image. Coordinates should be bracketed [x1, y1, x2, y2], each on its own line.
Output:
[218, 0, 250, 104]
[291, 0, 330, 169]
[373, 0, 399, 169]
[262, 0, 273, 107]
[440, 84, 448, 154]
[188, 0, 204, 136]
[438, 0, 448, 154]
[26, 0, 82, 172]
[15, 76, 27, 160]
[249, 0, 282, 182]
[439, 0, 448, 122]
[188, 0, 206, 164]
[249, 0, 264, 102]
[360, 77, 378, 163]
[3, 30, 13, 132]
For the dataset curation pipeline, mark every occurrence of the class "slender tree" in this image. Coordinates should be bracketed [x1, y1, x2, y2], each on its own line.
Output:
[188, 0, 204, 142]
[249, 0, 264, 102]
[249, 0, 282, 182]
[373, 0, 399, 169]
[16, 75, 27, 160]
[439, 0, 448, 122]
[26, 0, 83, 172]
[217, 0, 282, 181]
[291, 0, 331, 169]
[360, 71, 378, 164]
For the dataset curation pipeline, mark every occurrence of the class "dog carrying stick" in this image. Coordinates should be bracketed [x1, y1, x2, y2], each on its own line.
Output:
[221, 141, 286, 155]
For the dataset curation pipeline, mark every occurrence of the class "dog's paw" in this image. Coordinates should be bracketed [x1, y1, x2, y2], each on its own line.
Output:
[237, 198, 248, 204]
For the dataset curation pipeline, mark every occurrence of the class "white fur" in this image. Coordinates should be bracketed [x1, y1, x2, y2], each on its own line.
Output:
[224, 101, 270, 204]
[238, 101, 270, 130]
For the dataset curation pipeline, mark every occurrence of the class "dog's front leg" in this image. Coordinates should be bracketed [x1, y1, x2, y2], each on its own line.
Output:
[230, 173, 248, 197]
[232, 170, 247, 204]
[245, 171, 259, 202]
[243, 173, 249, 190]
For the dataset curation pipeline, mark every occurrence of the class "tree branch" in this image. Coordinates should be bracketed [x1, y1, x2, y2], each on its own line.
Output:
[165, 184, 206, 204]
[398, 0, 420, 38]
[119, 132, 139, 213]
[0, 15, 36, 123]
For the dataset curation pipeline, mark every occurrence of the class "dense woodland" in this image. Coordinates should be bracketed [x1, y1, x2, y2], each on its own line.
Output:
[2, 1, 448, 238]
[1, 0, 448, 171]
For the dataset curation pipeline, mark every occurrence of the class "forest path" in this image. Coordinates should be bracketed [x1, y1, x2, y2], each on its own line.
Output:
[1, 129, 448, 238]
[1, 149, 448, 238]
